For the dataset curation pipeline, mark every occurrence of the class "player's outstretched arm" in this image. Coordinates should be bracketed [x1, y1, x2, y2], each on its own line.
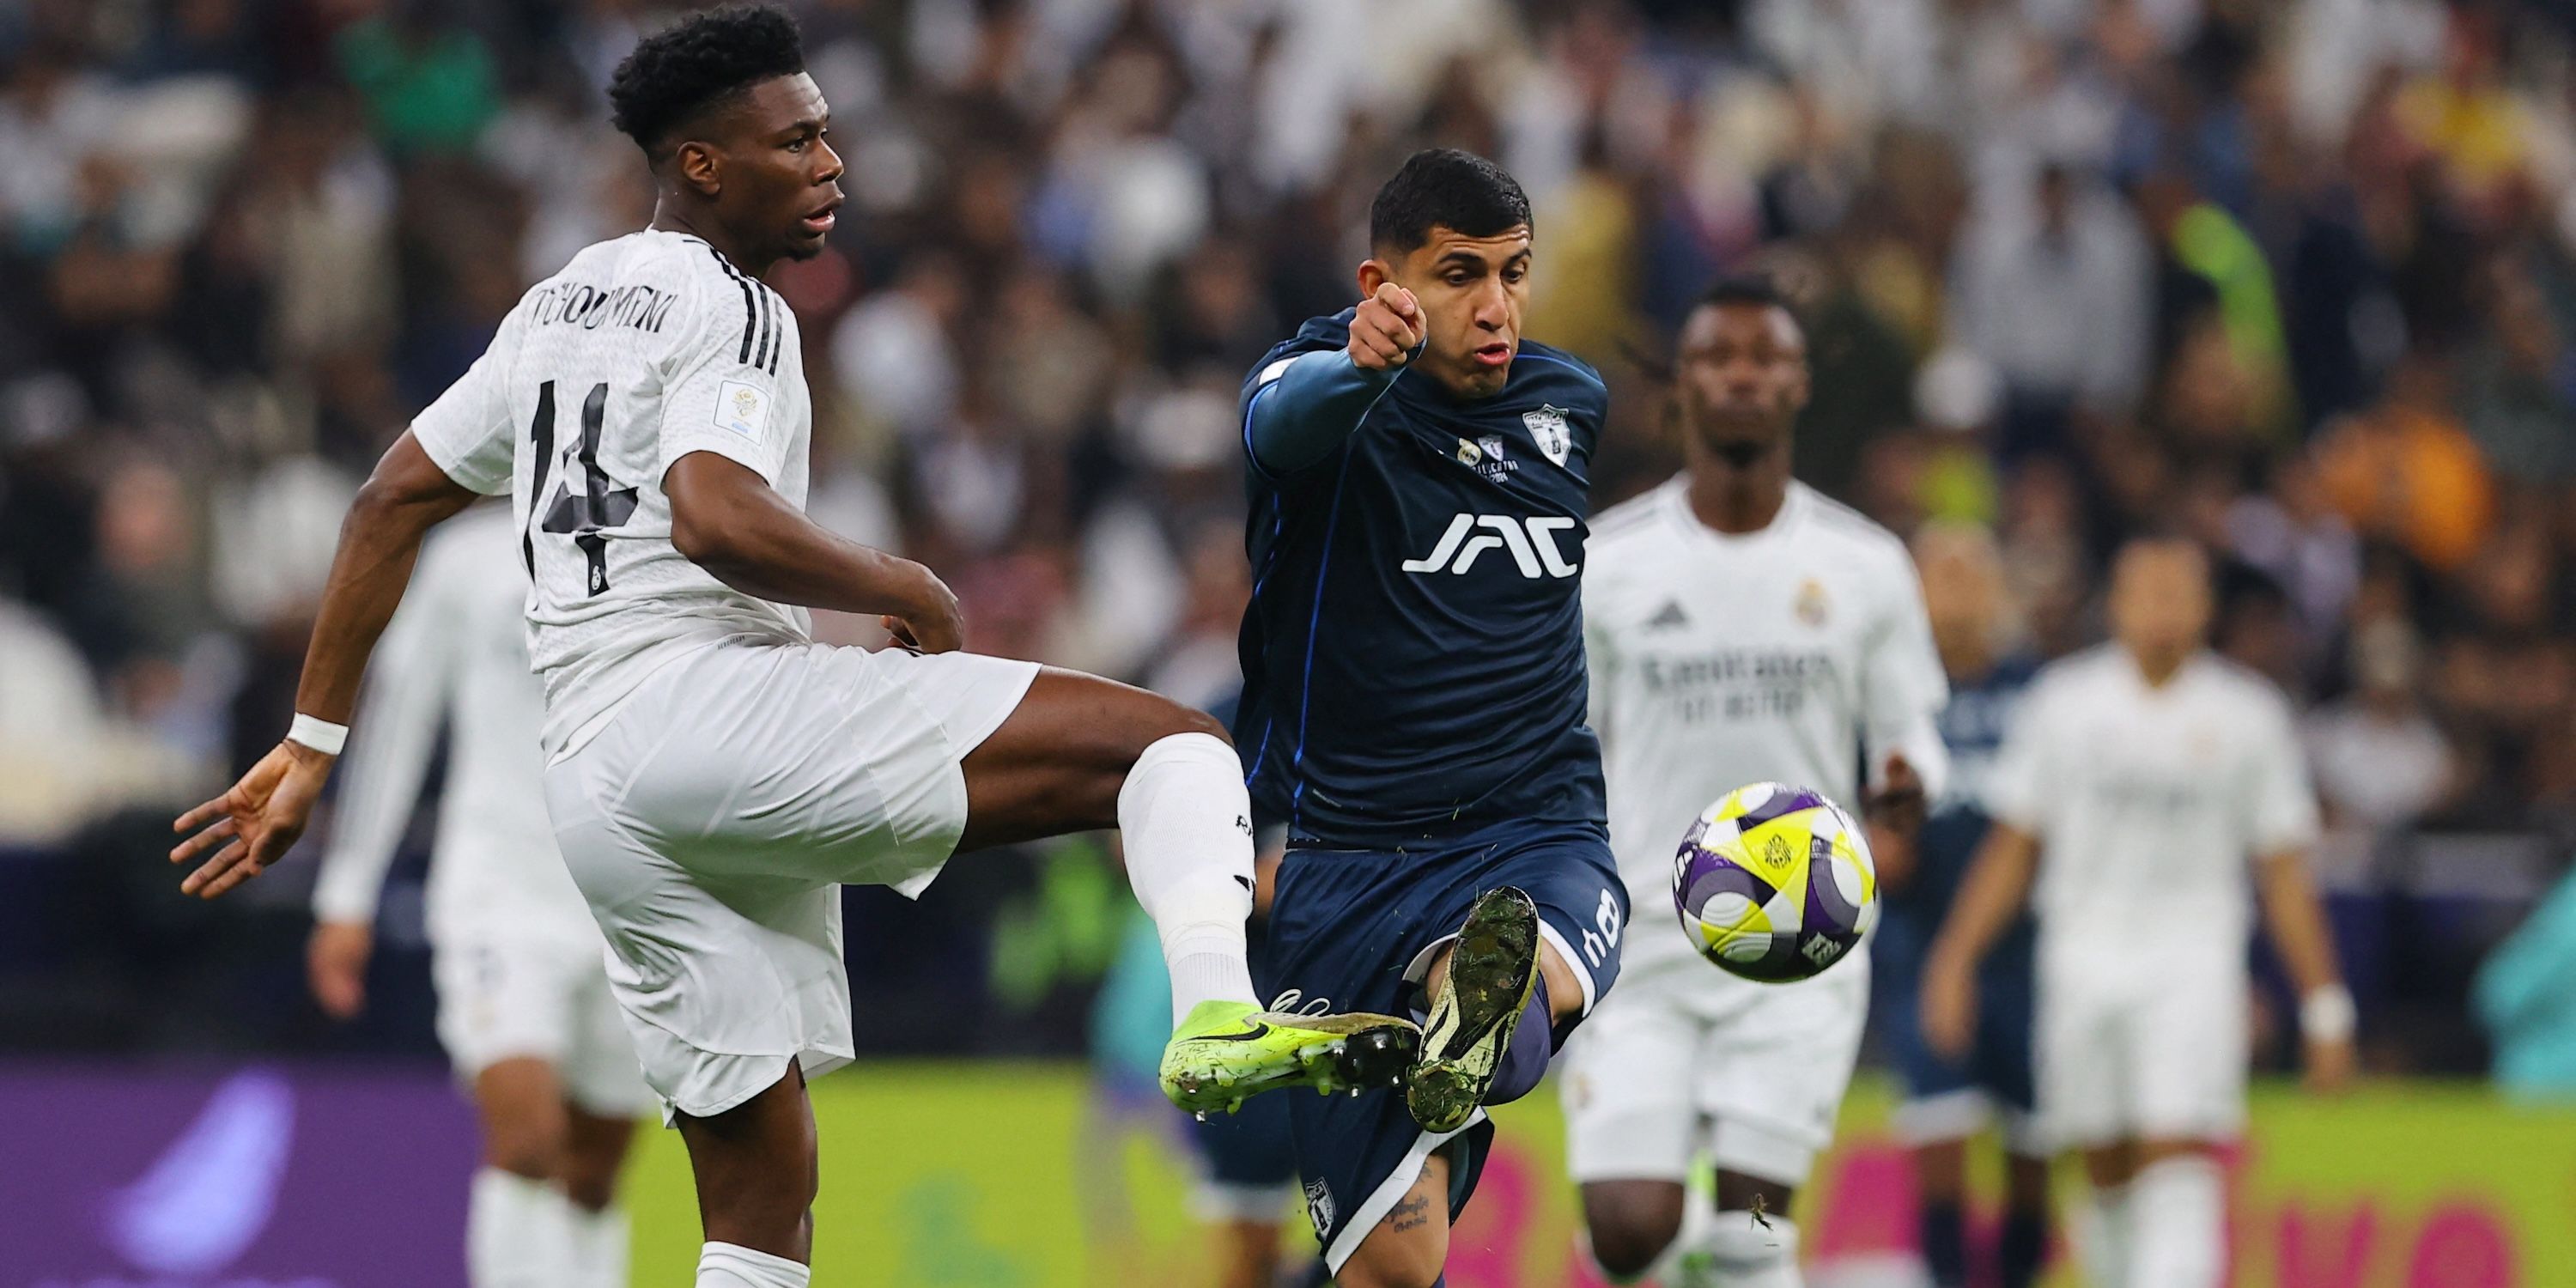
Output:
[1919, 822, 2041, 1057]
[2256, 848, 2356, 1091]
[1243, 283, 1419, 476]
[665, 449, 963, 651]
[171, 432, 479, 898]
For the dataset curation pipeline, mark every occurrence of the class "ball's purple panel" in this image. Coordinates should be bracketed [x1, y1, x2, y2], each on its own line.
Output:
[1807, 834, 1865, 936]
[1676, 856, 1777, 920]
[1732, 784, 1831, 833]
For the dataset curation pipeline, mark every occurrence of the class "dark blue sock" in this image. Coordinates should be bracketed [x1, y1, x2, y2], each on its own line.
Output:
[2000, 1205, 2048, 1288]
[1483, 974, 1552, 1107]
[1917, 1197, 1967, 1288]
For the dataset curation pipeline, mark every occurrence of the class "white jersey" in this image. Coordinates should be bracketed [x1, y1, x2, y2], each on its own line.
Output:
[1986, 646, 2318, 979]
[1583, 478, 1952, 987]
[311, 506, 592, 946]
[410, 229, 813, 759]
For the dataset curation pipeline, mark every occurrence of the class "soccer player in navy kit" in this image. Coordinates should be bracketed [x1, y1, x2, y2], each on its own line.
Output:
[1233, 149, 1629, 1288]
[1872, 521, 2047, 1288]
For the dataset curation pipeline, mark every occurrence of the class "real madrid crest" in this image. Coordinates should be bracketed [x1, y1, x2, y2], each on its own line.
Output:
[1795, 577, 1830, 627]
[1523, 404, 1572, 466]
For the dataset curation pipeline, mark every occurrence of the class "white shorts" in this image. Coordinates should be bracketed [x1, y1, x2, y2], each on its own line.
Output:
[542, 640, 1039, 1121]
[432, 932, 651, 1117]
[2037, 963, 2247, 1150]
[1560, 957, 1869, 1188]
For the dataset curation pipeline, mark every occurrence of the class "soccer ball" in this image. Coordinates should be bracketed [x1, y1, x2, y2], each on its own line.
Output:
[1672, 782, 1879, 983]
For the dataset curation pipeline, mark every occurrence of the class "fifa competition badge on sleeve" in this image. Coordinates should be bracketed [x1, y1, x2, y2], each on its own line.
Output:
[715, 379, 769, 441]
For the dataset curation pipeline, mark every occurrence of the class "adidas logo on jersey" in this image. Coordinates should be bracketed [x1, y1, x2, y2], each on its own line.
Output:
[1645, 600, 1691, 630]
[1400, 513, 1580, 579]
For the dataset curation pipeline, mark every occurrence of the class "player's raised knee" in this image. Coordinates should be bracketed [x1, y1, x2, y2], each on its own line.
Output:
[1132, 696, 1229, 751]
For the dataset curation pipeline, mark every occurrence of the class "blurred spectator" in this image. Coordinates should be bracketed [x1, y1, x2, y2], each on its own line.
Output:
[2314, 350, 2495, 573]
[1949, 161, 2153, 444]
[2306, 619, 2454, 829]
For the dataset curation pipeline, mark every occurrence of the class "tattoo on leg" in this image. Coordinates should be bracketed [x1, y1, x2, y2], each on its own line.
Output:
[1390, 1194, 1433, 1232]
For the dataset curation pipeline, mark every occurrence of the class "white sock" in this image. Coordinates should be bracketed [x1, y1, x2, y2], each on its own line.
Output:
[2127, 1155, 2224, 1288]
[1117, 732, 1259, 1025]
[697, 1241, 810, 1287]
[466, 1167, 574, 1288]
[2076, 1180, 2136, 1288]
[567, 1201, 629, 1288]
[1704, 1208, 1801, 1288]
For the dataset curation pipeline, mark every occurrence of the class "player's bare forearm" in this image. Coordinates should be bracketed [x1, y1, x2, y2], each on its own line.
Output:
[2257, 849, 2343, 997]
[1927, 823, 2039, 973]
[665, 451, 961, 647]
[297, 433, 482, 723]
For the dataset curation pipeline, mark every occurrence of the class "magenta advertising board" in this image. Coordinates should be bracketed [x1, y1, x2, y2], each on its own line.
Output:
[0, 1063, 479, 1287]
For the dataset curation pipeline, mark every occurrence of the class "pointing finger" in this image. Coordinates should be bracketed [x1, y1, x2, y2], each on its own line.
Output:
[1393, 286, 1419, 320]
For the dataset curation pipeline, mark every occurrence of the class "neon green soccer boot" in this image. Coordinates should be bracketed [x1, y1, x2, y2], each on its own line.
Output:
[1159, 1000, 1421, 1117]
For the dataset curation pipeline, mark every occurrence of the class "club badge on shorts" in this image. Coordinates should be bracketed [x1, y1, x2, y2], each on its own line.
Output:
[1304, 1176, 1338, 1240]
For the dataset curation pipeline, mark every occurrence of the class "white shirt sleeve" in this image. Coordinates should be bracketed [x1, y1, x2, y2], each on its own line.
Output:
[411, 310, 521, 495]
[309, 540, 462, 924]
[659, 272, 790, 484]
[1984, 672, 2054, 835]
[2245, 689, 2323, 857]
[1862, 552, 1953, 801]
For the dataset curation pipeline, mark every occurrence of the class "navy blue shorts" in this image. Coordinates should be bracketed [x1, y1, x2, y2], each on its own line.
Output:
[1191, 1086, 1297, 1197]
[1876, 941, 2038, 1132]
[1259, 818, 1627, 1270]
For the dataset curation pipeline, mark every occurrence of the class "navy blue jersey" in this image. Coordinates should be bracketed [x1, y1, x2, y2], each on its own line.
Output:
[1233, 310, 1608, 846]
[1880, 653, 2042, 970]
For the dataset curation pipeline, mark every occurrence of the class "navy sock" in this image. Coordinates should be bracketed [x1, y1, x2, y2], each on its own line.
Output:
[1917, 1197, 1967, 1288]
[1482, 974, 1552, 1107]
[2000, 1205, 2048, 1288]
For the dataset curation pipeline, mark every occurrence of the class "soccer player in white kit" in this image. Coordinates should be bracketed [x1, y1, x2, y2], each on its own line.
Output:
[1921, 536, 2355, 1288]
[306, 505, 646, 1288]
[1566, 277, 1951, 1288]
[168, 9, 1416, 1286]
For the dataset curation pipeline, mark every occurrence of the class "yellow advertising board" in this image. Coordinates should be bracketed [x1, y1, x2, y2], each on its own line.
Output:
[624, 1067, 2576, 1286]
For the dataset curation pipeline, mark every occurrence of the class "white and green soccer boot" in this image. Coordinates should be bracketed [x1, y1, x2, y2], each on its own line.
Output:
[1405, 885, 1540, 1133]
[1160, 1000, 1422, 1117]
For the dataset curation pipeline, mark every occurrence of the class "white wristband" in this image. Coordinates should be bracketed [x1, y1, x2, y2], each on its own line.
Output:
[287, 714, 349, 756]
[2300, 985, 2356, 1043]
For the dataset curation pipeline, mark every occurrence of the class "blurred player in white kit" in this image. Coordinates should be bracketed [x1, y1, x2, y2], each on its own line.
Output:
[1923, 536, 2355, 1288]
[307, 505, 645, 1288]
[1565, 276, 1951, 1287]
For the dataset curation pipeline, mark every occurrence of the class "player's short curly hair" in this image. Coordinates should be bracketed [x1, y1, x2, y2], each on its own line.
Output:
[1698, 273, 1791, 313]
[607, 4, 805, 159]
[1369, 149, 1532, 255]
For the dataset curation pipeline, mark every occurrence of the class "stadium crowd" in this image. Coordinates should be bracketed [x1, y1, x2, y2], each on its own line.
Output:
[2, 0, 2573, 1072]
